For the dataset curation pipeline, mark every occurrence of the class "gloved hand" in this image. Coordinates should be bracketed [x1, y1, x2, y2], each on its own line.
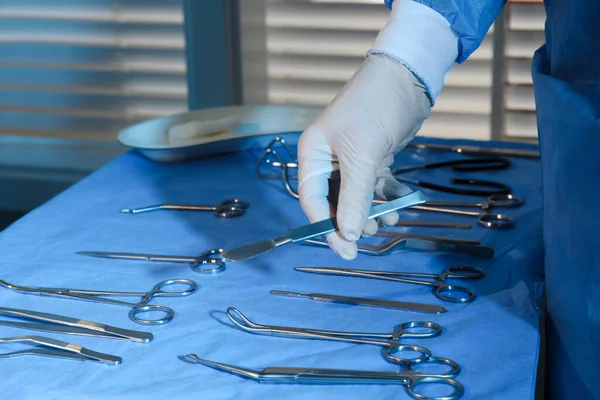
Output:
[297, 53, 432, 260]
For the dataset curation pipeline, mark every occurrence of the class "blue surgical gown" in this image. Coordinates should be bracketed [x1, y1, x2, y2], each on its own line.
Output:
[385, 0, 600, 398]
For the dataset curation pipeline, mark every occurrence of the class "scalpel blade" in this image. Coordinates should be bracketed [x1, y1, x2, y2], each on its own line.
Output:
[222, 191, 426, 262]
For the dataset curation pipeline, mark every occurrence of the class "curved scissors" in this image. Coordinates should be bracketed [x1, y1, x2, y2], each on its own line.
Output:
[392, 157, 512, 197]
[0, 278, 198, 325]
[295, 266, 484, 303]
[186, 355, 464, 400]
[226, 307, 461, 375]
[120, 199, 249, 218]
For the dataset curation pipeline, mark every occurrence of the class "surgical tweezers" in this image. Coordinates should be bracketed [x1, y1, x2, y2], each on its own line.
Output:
[0, 306, 153, 343]
[185, 355, 464, 400]
[0, 335, 121, 365]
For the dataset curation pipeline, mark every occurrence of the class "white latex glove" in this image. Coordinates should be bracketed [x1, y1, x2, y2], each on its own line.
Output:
[297, 53, 431, 260]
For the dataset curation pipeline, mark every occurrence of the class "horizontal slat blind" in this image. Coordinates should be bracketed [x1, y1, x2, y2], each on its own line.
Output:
[504, 0, 545, 139]
[0, 0, 187, 142]
[250, 0, 494, 140]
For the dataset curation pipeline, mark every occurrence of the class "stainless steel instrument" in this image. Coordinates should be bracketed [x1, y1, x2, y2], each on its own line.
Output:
[77, 248, 226, 274]
[225, 307, 459, 372]
[185, 355, 464, 400]
[120, 199, 249, 218]
[270, 290, 447, 313]
[0, 306, 153, 342]
[296, 265, 485, 303]
[0, 278, 198, 325]
[222, 191, 426, 262]
[0, 335, 121, 365]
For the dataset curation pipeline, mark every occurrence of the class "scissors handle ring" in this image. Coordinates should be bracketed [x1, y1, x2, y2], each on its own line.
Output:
[486, 193, 524, 209]
[214, 199, 249, 218]
[386, 344, 432, 366]
[154, 279, 198, 297]
[443, 265, 485, 280]
[478, 212, 514, 229]
[192, 258, 226, 274]
[396, 321, 442, 339]
[434, 284, 477, 303]
[129, 304, 175, 325]
[406, 375, 464, 400]
[220, 199, 250, 209]
[215, 206, 245, 218]
[191, 248, 227, 274]
[409, 356, 462, 378]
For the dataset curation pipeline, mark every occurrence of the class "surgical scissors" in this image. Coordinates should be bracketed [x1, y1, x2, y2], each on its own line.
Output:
[0, 278, 198, 325]
[77, 248, 227, 274]
[120, 199, 249, 218]
[295, 265, 484, 303]
[372, 194, 519, 229]
[226, 307, 461, 374]
[185, 355, 464, 400]
[392, 157, 512, 197]
[412, 194, 522, 229]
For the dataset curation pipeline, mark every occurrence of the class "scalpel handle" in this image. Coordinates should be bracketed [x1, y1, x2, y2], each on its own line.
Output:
[270, 291, 446, 314]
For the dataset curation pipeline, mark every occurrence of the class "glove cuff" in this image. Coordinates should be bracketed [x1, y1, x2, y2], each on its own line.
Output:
[367, 0, 459, 105]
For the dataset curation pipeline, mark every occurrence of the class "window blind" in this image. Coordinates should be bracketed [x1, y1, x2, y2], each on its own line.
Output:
[504, 0, 545, 139]
[0, 0, 188, 142]
[241, 0, 495, 140]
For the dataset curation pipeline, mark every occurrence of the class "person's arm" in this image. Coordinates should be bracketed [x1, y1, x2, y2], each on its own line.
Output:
[375, 0, 507, 102]
[297, 0, 506, 260]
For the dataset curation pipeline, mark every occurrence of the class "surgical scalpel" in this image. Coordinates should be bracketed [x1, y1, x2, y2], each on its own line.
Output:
[120, 199, 249, 218]
[77, 248, 227, 274]
[270, 290, 447, 313]
[222, 191, 426, 262]
[185, 355, 464, 400]
[0, 306, 153, 342]
[0, 335, 121, 365]
[0, 278, 198, 325]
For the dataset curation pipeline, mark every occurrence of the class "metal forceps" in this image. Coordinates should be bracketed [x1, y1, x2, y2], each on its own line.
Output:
[295, 265, 484, 303]
[0, 278, 198, 325]
[120, 199, 249, 218]
[0, 335, 122, 365]
[185, 355, 464, 400]
[392, 157, 512, 197]
[0, 306, 153, 342]
[226, 307, 461, 374]
[78, 248, 227, 274]
[411, 194, 523, 229]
